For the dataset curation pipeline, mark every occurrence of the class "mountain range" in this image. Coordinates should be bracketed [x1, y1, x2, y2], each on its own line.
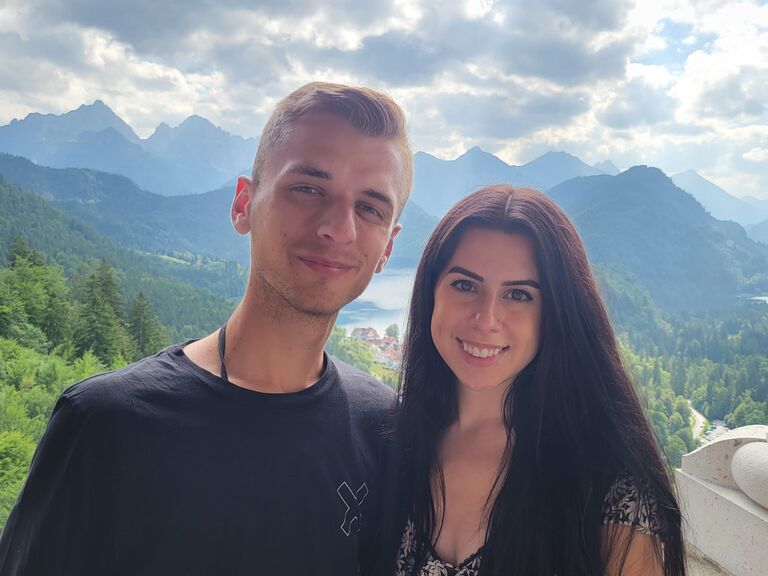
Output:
[410, 147, 605, 217]
[2, 101, 768, 313]
[2, 100, 767, 234]
[0, 101, 256, 196]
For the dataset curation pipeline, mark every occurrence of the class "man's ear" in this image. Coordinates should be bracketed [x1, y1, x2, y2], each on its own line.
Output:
[232, 176, 253, 234]
[376, 223, 402, 273]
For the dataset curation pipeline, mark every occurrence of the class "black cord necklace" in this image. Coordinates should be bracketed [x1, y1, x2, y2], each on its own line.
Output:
[217, 321, 229, 383]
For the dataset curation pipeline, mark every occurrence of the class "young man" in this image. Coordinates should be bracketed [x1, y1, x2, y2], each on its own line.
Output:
[0, 83, 412, 575]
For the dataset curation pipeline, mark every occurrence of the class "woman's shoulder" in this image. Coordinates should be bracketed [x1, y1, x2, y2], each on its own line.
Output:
[601, 473, 662, 536]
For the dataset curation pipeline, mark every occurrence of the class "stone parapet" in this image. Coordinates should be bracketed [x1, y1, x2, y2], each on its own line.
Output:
[675, 425, 768, 576]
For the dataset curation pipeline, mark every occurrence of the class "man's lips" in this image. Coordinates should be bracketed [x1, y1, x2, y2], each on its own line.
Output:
[298, 255, 356, 274]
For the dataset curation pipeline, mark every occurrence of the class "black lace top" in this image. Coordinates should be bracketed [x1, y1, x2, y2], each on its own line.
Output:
[394, 475, 661, 576]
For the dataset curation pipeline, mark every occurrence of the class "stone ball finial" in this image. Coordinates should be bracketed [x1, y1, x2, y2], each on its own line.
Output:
[730, 432, 768, 510]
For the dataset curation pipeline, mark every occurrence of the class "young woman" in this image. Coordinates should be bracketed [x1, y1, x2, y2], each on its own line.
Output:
[382, 185, 686, 576]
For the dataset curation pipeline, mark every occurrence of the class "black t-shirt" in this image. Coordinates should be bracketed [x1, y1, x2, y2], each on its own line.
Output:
[0, 343, 395, 575]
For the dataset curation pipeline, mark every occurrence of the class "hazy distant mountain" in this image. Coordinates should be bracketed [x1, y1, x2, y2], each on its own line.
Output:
[0, 101, 257, 196]
[550, 167, 768, 310]
[412, 148, 603, 217]
[518, 151, 603, 190]
[143, 115, 257, 194]
[0, 101, 139, 159]
[743, 196, 768, 212]
[594, 160, 620, 175]
[411, 147, 515, 217]
[750, 218, 768, 245]
[0, 153, 434, 268]
[671, 170, 768, 227]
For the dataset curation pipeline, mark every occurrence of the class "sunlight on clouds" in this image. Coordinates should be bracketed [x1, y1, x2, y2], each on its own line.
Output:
[223, 4, 424, 53]
[0, 0, 27, 33]
[393, 0, 424, 26]
[626, 62, 674, 86]
[743, 148, 768, 163]
[465, 0, 494, 19]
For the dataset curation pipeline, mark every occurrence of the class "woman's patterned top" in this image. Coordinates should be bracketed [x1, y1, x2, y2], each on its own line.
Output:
[394, 475, 660, 576]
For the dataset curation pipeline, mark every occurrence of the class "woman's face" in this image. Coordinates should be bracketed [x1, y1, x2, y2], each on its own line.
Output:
[431, 227, 542, 393]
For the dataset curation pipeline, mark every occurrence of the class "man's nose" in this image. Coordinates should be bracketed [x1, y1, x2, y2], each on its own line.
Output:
[316, 203, 357, 244]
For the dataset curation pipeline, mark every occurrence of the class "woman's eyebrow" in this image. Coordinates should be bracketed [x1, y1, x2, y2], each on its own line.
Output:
[502, 279, 541, 289]
[447, 266, 482, 281]
[447, 266, 540, 289]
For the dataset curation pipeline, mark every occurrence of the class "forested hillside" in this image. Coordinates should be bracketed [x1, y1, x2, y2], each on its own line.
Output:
[0, 176, 241, 336]
[550, 166, 768, 310]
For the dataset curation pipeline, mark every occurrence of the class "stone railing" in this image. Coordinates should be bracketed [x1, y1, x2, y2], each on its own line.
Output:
[675, 425, 768, 576]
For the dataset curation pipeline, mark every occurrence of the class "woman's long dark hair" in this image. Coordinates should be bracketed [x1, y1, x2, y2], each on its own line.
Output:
[381, 185, 685, 576]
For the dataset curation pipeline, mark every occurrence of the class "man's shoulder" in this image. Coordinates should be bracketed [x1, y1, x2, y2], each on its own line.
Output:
[329, 356, 397, 409]
[62, 345, 191, 416]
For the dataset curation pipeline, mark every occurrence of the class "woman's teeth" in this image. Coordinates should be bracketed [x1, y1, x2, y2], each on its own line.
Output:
[462, 342, 503, 358]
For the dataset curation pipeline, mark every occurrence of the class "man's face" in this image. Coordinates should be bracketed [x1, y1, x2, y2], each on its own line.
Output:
[233, 113, 405, 317]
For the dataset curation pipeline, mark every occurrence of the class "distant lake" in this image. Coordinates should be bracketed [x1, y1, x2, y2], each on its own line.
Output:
[338, 268, 416, 335]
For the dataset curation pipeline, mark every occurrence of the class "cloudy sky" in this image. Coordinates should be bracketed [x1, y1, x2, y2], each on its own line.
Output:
[1, 0, 767, 198]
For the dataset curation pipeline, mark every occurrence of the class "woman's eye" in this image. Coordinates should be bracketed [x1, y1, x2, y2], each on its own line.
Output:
[505, 288, 533, 302]
[450, 279, 477, 293]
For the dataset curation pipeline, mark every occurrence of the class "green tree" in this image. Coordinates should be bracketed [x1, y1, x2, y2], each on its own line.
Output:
[75, 263, 133, 364]
[666, 436, 688, 468]
[93, 259, 125, 320]
[0, 430, 35, 526]
[385, 323, 400, 341]
[128, 292, 170, 360]
[727, 392, 768, 427]
[8, 236, 44, 268]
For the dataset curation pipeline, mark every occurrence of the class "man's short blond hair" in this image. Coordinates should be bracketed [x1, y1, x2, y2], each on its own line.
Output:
[251, 82, 412, 214]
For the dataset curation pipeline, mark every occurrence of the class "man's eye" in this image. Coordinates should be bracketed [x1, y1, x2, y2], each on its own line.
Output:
[450, 279, 477, 293]
[357, 203, 384, 220]
[505, 288, 533, 302]
[293, 185, 322, 196]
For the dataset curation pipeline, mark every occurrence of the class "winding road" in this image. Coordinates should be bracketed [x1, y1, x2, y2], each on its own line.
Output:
[689, 401, 707, 441]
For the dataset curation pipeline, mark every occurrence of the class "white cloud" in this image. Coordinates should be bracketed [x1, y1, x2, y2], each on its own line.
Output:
[743, 148, 768, 163]
[0, 0, 767, 198]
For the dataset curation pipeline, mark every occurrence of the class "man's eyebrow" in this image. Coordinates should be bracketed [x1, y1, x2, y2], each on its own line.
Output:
[362, 188, 395, 210]
[447, 266, 541, 289]
[288, 164, 332, 180]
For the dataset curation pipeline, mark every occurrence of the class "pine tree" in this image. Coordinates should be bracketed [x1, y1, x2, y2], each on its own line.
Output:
[94, 260, 125, 320]
[8, 236, 44, 268]
[128, 292, 169, 360]
[74, 263, 133, 364]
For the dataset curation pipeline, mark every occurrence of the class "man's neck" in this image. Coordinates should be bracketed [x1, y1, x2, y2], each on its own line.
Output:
[184, 289, 335, 394]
